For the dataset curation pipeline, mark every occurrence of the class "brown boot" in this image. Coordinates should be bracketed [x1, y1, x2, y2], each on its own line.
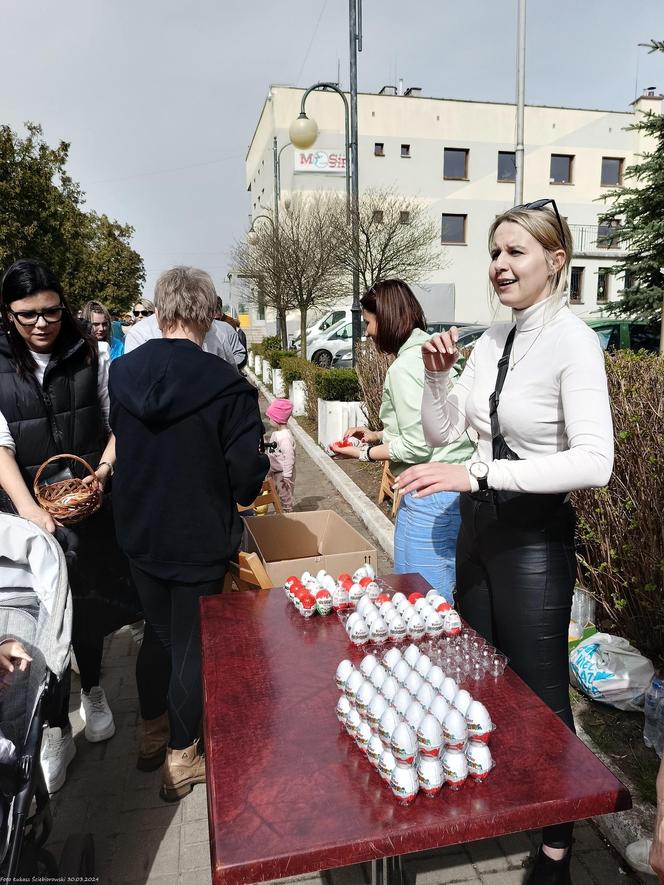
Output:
[160, 740, 206, 802]
[137, 713, 170, 772]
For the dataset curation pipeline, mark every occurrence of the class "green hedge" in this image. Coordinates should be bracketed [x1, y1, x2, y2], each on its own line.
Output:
[251, 343, 264, 358]
[280, 356, 309, 385]
[261, 335, 282, 353]
[316, 369, 361, 402]
[267, 349, 293, 369]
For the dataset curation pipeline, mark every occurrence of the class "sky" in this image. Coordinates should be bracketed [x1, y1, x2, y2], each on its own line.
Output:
[3, 0, 664, 302]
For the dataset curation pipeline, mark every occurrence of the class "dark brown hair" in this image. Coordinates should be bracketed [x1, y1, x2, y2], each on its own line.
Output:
[360, 279, 426, 354]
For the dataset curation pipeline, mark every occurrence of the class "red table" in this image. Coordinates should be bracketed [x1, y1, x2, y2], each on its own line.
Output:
[201, 574, 631, 885]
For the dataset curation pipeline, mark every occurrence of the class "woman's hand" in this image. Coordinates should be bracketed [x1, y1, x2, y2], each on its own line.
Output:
[330, 442, 361, 459]
[423, 329, 460, 373]
[18, 503, 56, 534]
[0, 640, 32, 675]
[394, 463, 471, 497]
[345, 425, 382, 444]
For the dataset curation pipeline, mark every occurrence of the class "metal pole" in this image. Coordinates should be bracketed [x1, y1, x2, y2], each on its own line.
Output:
[514, 0, 526, 205]
[272, 137, 285, 346]
[349, 0, 362, 367]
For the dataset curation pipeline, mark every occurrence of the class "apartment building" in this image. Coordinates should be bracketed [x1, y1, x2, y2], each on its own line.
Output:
[244, 84, 661, 325]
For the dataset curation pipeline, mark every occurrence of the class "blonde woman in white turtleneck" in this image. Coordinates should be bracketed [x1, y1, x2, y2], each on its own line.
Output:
[396, 202, 613, 884]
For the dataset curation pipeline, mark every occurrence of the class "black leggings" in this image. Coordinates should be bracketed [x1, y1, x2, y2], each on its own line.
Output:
[455, 493, 577, 850]
[129, 563, 225, 750]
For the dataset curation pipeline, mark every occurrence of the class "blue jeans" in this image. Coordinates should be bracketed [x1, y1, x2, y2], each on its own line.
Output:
[394, 490, 461, 603]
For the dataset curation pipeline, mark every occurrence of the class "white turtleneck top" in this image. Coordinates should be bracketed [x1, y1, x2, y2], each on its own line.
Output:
[421, 298, 614, 494]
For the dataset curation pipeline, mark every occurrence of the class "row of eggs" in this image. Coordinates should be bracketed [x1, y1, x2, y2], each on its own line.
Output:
[345, 594, 462, 645]
[283, 565, 377, 618]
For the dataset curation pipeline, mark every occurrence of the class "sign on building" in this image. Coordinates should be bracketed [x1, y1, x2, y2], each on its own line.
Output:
[294, 150, 346, 174]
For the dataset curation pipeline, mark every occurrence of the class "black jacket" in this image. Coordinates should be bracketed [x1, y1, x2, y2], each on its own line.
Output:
[0, 331, 105, 488]
[109, 338, 269, 581]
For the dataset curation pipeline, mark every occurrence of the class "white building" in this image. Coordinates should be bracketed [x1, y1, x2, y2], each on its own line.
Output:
[243, 84, 662, 327]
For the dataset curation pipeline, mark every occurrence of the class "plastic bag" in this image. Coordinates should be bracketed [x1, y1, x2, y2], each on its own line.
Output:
[569, 632, 654, 711]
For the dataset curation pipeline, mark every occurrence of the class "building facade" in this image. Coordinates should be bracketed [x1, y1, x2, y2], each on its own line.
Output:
[243, 84, 661, 326]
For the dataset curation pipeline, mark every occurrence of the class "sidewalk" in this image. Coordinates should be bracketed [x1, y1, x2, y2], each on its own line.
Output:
[44, 406, 645, 885]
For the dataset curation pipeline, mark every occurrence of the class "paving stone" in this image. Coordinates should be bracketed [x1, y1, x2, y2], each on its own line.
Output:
[180, 870, 218, 885]
[573, 821, 608, 854]
[181, 785, 209, 822]
[180, 841, 212, 872]
[121, 804, 183, 834]
[405, 849, 478, 884]
[574, 848, 635, 881]
[466, 839, 509, 873]
[567, 857, 595, 885]
[477, 873, 525, 885]
[180, 820, 210, 847]
[113, 828, 181, 881]
[495, 833, 532, 869]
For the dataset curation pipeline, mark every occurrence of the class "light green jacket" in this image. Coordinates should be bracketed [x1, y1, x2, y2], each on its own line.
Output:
[381, 328, 474, 475]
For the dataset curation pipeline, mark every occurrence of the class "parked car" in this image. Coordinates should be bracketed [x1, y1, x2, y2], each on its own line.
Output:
[310, 321, 366, 367]
[290, 306, 352, 351]
[584, 319, 660, 353]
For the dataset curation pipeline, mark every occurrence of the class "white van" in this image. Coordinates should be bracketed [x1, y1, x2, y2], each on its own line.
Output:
[290, 307, 352, 352]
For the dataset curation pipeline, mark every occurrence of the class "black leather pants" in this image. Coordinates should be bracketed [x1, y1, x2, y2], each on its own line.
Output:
[455, 492, 577, 849]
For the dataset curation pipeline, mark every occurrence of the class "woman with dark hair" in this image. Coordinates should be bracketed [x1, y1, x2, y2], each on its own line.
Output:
[0, 259, 162, 794]
[331, 279, 473, 601]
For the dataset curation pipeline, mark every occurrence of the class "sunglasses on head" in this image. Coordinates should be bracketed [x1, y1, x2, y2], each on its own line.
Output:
[133, 309, 152, 317]
[513, 198, 566, 246]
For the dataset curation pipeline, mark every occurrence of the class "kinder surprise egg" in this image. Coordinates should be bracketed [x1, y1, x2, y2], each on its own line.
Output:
[466, 701, 494, 743]
[335, 659, 354, 690]
[389, 616, 408, 642]
[332, 586, 350, 611]
[392, 658, 411, 685]
[391, 591, 407, 609]
[301, 571, 312, 583]
[344, 668, 364, 701]
[405, 670, 424, 696]
[408, 592, 424, 605]
[441, 747, 468, 790]
[441, 676, 458, 703]
[369, 663, 387, 690]
[375, 593, 392, 605]
[364, 563, 376, 579]
[349, 619, 369, 646]
[335, 695, 351, 723]
[403, 644, 421, 667]
[383, 647, 402, 669]
[428, 694, 451, 725]
[284, 575, 299, 591]
[363, 607, 379, 627]
[352, 566, 369, 582]
[315, 589, 333, 616]
[345, 707, 361, 737]
[406, 612, 426, 640]
[345, 612, 363, 632]
[417, 713, 444, 757]
[369, 618, 389, 645]
[367, 693, 388, 730]
[426, 665, 445, 690]
[355, 680, 376, 717]
[443, 609, 462, 636]
[359, 576, 373, 589]
[424, 609, 444, 639]
[378, 747, 397, 782]
[413, 597, 428, 614]
[417, 755, 444, 797]
[466, 742, 494, 781]
[404, 699, 426, 731]
[359, 653, 379, 678]
[443, 708, 468, 750]
[415, 655, 432, 679]
[300, 593, 317, 618]
[366, 734, 384, 768]
[390, 721, 418, 764]
[322, 575, 337, 594]
[338, 574, 354, 590]
[452, 689, 473, 718]
[379, 675, 399, 702]
[416, 682, 436, 709]
[390, 763, 419, 805]
[379, 600, 395, 619]
[316, 569, 328, 583]
[366, 580, 381, 600]
[393, 687, 412, 717]
[356, 595, 373, 615]
[378, 706, 402, 744]
[355, 720, 372, 752]
[349, 582, 365, 605]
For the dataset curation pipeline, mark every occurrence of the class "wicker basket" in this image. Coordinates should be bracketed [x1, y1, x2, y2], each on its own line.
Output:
[33, 454, 102, 525]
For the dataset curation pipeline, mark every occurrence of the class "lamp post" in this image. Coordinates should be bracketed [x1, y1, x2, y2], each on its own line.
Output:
[288, 0, 362, 367]
[514, 0, 527, 205]
[247, 214, 286, 345]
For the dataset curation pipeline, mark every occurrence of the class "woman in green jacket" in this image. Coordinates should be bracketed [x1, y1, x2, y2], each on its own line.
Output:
[332, 279, 472, 601]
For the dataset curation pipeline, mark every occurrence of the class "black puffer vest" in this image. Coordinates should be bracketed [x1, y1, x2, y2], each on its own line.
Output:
[0, 331, 106, 491]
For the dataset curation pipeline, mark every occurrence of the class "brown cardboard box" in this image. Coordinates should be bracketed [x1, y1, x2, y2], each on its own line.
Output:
[243, 511, 377, 587]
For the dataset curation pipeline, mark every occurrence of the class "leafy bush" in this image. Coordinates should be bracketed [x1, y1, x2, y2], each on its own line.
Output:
[573, 351, 663, 666]
[267, 349, 293, 369]
[251, 342, 264, 358]
[354, 339, 394, 429]
[316, 369, 361, 402]
[280, 356, 308, 385]
[261, 335, 282, 354]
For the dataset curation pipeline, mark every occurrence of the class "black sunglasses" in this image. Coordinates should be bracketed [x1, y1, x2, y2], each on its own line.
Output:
[133, 309, 152, 317]
[514, 198, 566, 246]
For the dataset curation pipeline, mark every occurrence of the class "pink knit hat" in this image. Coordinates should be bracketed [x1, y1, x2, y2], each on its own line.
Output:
[266, 398, 293, 424]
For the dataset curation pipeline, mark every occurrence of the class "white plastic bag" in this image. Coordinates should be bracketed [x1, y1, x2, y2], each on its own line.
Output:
[569, 632, 654, 711]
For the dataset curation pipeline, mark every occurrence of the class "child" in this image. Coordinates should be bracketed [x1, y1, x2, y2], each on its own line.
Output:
[265, 399, 296, 512]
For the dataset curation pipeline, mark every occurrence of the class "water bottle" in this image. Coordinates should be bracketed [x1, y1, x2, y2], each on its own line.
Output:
[654, 696, 664, 758]
[643, 677, 664, 749]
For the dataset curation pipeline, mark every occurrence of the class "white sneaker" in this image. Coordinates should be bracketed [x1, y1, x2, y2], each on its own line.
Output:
[79, 686, 115, 742]
[625, 837, 655, 874]
[40, 726, 76, 794]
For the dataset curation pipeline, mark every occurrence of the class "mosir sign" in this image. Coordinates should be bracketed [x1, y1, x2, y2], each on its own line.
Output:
[294, 150, 347, 174]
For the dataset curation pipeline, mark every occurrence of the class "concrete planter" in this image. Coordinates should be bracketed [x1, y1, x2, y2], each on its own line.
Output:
[290, 380, 307, 417]
[317, 399, 367, 451]
[272, 368, 287, 398]
[262, 362, 272, 385]
[254, 354, 262, 375]
[247, 350, 255, 369]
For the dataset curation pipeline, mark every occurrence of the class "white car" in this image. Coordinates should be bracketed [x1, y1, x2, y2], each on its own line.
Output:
[290, 307, 352, 352]
[309, 321, 365, 367]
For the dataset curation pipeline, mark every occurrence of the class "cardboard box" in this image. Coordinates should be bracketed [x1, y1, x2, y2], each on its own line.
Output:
[243, 510, 377, 587]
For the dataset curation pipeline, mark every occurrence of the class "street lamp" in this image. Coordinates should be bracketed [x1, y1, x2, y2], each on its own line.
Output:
[246, 213, 288, 346]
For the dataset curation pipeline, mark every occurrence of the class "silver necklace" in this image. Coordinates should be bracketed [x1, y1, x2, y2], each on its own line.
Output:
[510, 326, 546, 370]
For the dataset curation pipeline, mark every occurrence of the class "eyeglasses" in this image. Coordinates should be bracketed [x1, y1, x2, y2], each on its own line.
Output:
[514, 198, 566, 246]
[9, 306, 65, 327]
[133, 309, 152, 317]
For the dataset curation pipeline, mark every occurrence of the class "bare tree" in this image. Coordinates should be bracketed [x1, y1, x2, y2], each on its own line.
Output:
[334, 188, 443, 290]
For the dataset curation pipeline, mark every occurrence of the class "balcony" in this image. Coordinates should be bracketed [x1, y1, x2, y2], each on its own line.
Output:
[569, 223, 626, 256]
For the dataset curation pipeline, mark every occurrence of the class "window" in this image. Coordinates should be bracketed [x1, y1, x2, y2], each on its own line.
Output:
[569, 267, 584, 303]
[372, 210, 384, 224]
[399, 211, 410, 224]
[444, 148, 469, 180]
[400, 143, 411, 158]
[441, 214, 467, 244]
[374, 142, 385, 157]
[497, 151, 516, 182]
[601, 157, 623, 187]
[623, 271, 635, 291]
[550, 154, 574, 184]
[320, 310, 346, 332]
[597, 220, 622, 249]
[331, 323, 352, 340]
[593, 324, 620, 351]
[597, 268, 610, 303]
[628, 323, 659, 353]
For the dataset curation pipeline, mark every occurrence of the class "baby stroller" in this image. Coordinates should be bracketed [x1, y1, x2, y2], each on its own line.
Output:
[0, 513, 94, 882]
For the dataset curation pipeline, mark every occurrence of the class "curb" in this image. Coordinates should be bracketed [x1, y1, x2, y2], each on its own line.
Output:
[249, 365, 655, 878]
[248, 368, 395, 561]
